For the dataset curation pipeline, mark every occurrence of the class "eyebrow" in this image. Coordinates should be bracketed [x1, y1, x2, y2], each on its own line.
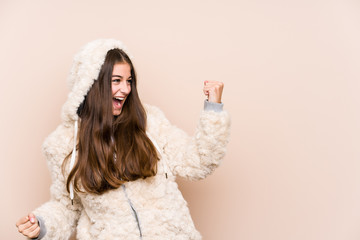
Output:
[112, 75, 132, 79]
[112, 75, 123, 78]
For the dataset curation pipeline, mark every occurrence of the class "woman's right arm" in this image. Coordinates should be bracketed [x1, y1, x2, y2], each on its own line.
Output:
[16, 213, 41, 239]
[16, 124, 83, 239]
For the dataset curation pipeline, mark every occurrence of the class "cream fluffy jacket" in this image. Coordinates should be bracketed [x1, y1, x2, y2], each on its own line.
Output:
[32, 39, 231, 240]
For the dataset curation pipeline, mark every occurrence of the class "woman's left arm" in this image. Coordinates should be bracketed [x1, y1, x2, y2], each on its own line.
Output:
[158, 81, 231, 180]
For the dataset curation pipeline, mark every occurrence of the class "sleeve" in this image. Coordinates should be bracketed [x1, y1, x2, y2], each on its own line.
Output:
[155, 102, 231, 180]
[31, 216, 46, 239]
[32, 124, 83, 240]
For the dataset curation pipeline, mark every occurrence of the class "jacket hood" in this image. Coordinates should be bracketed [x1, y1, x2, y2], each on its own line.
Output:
[61, 39, 132, 125]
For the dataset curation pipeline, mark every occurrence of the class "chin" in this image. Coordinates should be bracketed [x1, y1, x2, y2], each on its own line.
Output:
[113, 110, 121, 116]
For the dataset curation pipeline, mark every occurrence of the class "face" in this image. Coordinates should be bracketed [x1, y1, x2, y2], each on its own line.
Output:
[111, 62, 132, 116]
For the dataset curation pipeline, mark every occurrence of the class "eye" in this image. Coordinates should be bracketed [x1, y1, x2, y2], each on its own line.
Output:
[127, 78, 133, 84]
[112, 79, 120, 83]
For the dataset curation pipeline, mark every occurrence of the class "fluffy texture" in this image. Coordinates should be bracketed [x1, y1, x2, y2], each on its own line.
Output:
[32, 39, 231, 239]
[61, 39, 132, 124]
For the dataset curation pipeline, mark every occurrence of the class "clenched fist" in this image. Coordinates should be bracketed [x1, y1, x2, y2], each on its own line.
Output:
[203, 80, 224, 103]
[16, 213, 40, 238]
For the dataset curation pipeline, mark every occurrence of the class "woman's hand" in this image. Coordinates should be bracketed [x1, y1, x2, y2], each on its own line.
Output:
[16, 213, 40, 238]
[203, 80, 224, 103]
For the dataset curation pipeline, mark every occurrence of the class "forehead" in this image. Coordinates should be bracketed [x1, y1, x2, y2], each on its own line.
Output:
[112, 63, 131, 76]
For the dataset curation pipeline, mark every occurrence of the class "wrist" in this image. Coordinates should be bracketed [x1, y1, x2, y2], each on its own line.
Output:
[204, 100, 223, 112]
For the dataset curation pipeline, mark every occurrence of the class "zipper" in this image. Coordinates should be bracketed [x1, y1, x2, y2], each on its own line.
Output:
[122, 184, 142, 239]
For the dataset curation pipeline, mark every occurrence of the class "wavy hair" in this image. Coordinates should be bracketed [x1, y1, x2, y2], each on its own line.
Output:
[64, 48, 159, 194]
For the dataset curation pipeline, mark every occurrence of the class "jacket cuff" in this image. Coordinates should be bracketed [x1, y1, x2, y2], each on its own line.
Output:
[31, 216, 47, 240]
[204, 100, 223, 112]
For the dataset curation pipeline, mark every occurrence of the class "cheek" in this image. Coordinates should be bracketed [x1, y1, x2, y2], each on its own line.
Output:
[111, 85, 117, 95]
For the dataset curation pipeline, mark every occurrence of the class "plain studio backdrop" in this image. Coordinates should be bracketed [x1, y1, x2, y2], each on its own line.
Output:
[1, 0, 359, 239]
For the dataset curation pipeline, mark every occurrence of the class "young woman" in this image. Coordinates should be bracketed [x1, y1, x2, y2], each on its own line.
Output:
[16, 39, 230, 240]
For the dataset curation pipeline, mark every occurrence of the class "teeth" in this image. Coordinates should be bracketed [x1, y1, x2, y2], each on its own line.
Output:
[115, 97, 124, 101]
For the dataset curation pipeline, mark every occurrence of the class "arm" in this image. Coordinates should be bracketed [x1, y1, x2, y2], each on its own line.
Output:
[32, 181, 82, 239]
[20, 124, 82, 240]
[157, 81, 231, 180]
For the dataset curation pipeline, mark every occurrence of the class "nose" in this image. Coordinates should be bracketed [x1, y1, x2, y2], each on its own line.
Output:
[119, 81, 131, 94]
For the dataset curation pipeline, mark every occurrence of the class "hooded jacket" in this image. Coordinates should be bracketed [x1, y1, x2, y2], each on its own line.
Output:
[32, 39, 231, 240]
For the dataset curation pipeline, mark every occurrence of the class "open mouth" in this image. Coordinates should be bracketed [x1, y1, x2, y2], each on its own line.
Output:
[113, 97, 124, 109]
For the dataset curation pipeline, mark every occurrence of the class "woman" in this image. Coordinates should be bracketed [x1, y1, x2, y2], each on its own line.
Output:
[16, 39, 230, 239]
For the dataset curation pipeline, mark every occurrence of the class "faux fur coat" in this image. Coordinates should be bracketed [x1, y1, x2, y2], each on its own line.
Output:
[32, 39, 231, 240]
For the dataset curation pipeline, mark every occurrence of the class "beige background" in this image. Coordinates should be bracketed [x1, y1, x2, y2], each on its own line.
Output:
[1, 0, 360, 239]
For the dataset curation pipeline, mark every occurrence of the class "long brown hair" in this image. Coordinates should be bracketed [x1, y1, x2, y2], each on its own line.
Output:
[64, 48, 159, 194]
